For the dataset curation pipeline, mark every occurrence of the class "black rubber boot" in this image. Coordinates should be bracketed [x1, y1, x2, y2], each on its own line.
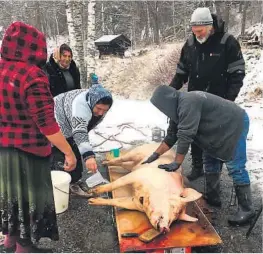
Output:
[187, 157, 204, 181]
[228, 184, 255, 226]
[187, 143, 204, 181]
[204, 172, 222, 207]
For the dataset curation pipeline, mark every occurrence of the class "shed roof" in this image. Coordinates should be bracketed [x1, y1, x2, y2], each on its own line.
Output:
[95, 34, 121, 43]
[94, 34, 131, 46]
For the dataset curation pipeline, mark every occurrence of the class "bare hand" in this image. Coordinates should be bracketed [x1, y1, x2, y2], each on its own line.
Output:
[53, 47, 60, 62]
[64, 152, 77, 172]
[102, 160, 109, 165]
[86, 157, 98, 173]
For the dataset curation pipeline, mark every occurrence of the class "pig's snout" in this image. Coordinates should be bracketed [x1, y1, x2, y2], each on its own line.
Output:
[157, 223, 170, 234]
[156, 219, 170, 234]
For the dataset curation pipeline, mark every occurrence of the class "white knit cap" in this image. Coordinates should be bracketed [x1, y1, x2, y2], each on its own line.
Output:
[190, 7, 213, 26]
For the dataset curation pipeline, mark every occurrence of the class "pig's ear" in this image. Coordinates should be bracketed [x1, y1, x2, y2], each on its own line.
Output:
[180, 188, 202, 202]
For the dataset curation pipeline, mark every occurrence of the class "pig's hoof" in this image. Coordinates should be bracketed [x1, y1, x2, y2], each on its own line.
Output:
[87, 188, 99, 196]
[102, 160, 109, 165]
[89, 197, 106, 205]
[87, 185, 105, 196]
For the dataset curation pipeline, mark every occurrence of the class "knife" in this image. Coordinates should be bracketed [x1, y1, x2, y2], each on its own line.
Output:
[121, 233, 139, 238]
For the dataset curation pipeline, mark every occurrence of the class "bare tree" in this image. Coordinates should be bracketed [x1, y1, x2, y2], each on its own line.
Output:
[65, 0, 85, 87]
[149, 1, 160, 45]
[224, 1, 232, 32]
[241, 1, 249, 35]
[145, 1, 152, 45]
[86, 0, 96, 84]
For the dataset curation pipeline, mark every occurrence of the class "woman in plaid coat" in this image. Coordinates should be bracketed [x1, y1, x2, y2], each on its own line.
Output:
[0, 22, 77, 252]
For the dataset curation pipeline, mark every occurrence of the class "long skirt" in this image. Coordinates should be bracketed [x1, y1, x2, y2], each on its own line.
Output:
[0, 147, 59, 243]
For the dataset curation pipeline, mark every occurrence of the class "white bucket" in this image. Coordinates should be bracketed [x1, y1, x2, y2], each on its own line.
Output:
[51, 171, 71, 214]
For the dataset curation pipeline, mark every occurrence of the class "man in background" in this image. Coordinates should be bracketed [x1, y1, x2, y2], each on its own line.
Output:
[168, 7, 245, 187]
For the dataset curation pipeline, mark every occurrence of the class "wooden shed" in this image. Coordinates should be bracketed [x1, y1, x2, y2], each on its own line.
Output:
[94, 34, 131, 58]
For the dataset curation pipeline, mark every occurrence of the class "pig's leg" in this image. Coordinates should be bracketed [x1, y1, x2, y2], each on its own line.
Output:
[103, 152, 143, 171]
[88, 171, 140, 195]
[179, 207, 198, 222]
[89, 197, 143, 211]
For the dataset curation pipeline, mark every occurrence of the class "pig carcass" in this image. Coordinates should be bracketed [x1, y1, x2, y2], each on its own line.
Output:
[88, 143, 202, 233]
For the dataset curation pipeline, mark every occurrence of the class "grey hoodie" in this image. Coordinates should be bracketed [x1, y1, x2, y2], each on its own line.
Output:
[150, 86, 246, 161]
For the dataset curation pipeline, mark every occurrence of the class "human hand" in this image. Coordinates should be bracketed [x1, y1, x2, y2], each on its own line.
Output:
[141, 152, 160, 164]
[53, 47, 60, 63]
[85, 157, 98, 173]
[64, 151, 77, 172]
[158, 162, 180, 172]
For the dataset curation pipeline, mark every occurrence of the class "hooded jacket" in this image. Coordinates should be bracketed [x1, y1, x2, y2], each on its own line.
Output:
[43, 54, 81, 97]
[54, 84, 112, 160]
[170, 14, 245, 101]
[0, 22, 60, 157]
[151, 85, 245, 161]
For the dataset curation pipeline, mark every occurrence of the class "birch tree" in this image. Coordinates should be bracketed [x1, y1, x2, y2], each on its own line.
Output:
[86, 0, 96, 84]
[66, 0, 85, 86]
[241, 1, 249, 35]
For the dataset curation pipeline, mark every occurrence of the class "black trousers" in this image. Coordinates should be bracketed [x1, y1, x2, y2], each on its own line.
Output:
[50, 137, 83, 183]
[191, 142, 203, 161]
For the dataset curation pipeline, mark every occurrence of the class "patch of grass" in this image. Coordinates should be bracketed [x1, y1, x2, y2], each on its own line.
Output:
[148, 46, 181, 86]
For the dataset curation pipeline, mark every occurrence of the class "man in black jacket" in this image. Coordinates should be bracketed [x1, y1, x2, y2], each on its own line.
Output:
[169, 7, 245, 182]
[44, 44, 81, 97]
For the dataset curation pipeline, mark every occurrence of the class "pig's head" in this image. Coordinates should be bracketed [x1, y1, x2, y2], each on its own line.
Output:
[143, 191, 173, 234]
[143, 188, 202, 233]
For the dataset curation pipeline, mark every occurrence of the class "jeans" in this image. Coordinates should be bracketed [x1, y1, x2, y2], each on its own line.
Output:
[203, 112, 250, 185]
[191, 142, 203, 161]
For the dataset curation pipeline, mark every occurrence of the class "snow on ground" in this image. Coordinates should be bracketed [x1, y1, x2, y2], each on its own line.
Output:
[244, 22, 263, 37]
[89, 97, 169, 152]
[236, 48, 263, 187]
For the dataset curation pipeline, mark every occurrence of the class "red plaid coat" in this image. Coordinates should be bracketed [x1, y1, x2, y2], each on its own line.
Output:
[0, 22, 60, 157]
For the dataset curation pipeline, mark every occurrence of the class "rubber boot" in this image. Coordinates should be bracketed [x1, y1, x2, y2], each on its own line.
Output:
[187, 157, 204, 181]
[204, 172, 222, 207]
[228, 184, 255, 226]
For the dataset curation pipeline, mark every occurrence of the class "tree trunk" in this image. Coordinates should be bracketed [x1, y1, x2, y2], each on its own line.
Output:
[86, 0, 96, 86]
[66, 0, 85, 87]
[54, 8, 60, 39]
[214, 1, 224, 18]
[35, 1, 42, 31]
[172, 1, 176, 38]
[145, 1, 152, 45]
[184, 0, 187, 39]
[131, 2, 137, 49]
[224, 2, 231, 32]
[241, 1, 249, 35]
[239, 2, 243, 13]
[101, 2, 105, 34]
[153, 2, 160, 45]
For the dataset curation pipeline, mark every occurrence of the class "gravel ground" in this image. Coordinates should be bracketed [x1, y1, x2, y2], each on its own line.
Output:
[2, 151, 260, 253]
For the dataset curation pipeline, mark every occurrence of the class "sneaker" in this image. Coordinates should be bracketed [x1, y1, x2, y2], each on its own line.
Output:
[70, 183, 92, 198]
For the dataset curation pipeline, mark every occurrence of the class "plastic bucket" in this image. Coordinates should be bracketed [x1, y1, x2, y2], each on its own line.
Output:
[51, 171, 71, 214]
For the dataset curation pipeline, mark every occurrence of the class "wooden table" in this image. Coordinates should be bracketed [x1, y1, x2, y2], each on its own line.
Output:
[106, 151, 222, 253]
